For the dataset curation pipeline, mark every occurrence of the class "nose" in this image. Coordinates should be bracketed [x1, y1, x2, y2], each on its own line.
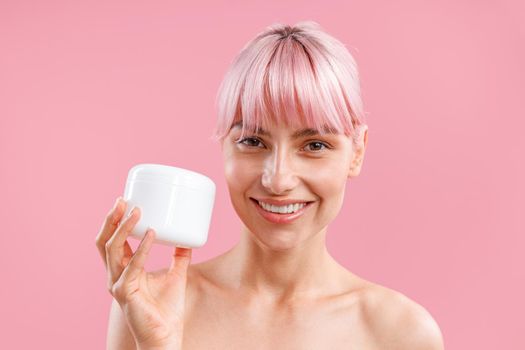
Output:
[261, 148, 299, 195]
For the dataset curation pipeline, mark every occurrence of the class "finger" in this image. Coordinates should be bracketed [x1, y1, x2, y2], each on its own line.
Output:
[105, 239, 134, 271]
[95, 197, 126, 266]
[167, 246, 192, 278]
[109, 206, 141, 249]
[120, 228, 156, 283]
[121, 241, 134, 267]
[106, 206, 142, 284]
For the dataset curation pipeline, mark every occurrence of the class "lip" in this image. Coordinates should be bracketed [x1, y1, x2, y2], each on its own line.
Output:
[250, 198, 314, 224]
[252, 197, 314, 206]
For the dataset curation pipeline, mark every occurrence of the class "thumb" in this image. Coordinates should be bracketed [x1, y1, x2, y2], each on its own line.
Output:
[167, 246, 192, 278]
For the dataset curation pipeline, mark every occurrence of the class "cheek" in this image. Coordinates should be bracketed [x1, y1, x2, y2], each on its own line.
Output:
[307, 159, 348, 186]
[223, 155, 258, 193]
[304, 160, 348, 209]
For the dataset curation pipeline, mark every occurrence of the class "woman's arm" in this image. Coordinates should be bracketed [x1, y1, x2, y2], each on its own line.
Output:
[96, 199, 192, 350]
[107, 298, 137, 350]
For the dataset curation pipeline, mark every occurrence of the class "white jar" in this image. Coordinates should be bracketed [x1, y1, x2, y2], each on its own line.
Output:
[122, 163, 216, 248]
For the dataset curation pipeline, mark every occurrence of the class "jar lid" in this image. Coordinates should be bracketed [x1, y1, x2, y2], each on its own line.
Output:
[127, 163, 215, 191]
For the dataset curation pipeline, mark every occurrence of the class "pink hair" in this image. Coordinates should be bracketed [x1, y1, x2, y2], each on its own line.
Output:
[210, 21, 367, 143]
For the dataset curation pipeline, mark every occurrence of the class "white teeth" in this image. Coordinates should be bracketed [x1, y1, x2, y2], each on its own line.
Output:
[257, 201, 306, 214]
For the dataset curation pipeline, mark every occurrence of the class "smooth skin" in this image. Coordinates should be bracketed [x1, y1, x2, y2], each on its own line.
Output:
[96, 121, 444, 349]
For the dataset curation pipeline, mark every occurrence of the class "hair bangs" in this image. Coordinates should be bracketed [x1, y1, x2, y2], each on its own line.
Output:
[211, 21, 366, 143]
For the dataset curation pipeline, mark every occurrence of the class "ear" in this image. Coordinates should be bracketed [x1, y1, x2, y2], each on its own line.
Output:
[348, 124, 368, 179]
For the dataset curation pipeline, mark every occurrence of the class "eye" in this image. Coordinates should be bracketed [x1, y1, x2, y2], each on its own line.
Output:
[237, 137, 264, 148]
[304, 141, 330, 152]
[236, 137, 331, 152]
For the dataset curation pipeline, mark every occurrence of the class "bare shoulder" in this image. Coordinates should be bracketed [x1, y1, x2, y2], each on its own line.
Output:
[358, 282, 445, 350]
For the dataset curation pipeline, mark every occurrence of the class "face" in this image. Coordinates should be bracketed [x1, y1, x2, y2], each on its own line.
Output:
[221, 119, 368, 250]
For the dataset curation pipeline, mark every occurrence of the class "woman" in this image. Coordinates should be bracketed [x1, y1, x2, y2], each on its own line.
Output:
[96, 21, 444, 350]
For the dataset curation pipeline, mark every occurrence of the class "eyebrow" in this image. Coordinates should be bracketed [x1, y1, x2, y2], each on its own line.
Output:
[231, 121, 337, 139]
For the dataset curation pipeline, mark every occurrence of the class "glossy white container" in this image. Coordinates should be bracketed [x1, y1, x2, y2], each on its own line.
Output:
[122, 163, 216, 248]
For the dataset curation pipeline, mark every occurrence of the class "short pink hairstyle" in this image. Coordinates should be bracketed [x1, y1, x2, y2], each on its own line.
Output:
[210, 21, 367, 143]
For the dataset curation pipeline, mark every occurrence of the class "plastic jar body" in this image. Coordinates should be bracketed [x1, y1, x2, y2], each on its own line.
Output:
[122, 163, 216, 248]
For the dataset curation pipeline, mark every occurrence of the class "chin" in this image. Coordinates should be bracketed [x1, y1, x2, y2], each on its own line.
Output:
[247, 226, 305, 251]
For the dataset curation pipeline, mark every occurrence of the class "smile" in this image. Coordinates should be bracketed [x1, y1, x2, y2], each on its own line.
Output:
[250, 198, 314, 224]
[257, 200, 306, 214]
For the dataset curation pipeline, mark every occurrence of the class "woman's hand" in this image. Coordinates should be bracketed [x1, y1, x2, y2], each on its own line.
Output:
[95, 197, 192, 350]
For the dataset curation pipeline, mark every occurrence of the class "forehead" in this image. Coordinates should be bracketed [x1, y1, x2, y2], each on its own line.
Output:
[231, 121, 340, 139]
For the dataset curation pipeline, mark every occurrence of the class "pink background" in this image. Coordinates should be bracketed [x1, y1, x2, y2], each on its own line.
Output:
[1, 0, 523, 348]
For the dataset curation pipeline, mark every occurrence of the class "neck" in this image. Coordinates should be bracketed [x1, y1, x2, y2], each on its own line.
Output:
[222, 224, 347, 303]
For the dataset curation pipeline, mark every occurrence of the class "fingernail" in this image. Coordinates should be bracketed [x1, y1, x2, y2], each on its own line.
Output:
[113, 197, 122, 210]
[127, 206, 137, 218]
